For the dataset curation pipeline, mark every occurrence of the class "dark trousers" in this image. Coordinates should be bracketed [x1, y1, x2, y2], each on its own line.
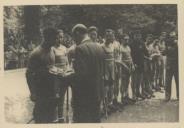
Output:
[72, 83, 101, 123]
[131, 68, 143, 98]
[114, 64, 121, 100]
[73, 100, 101, 123]
[33, 74, 57, 123]
[54, 77, 67, 121]
[104, 79, 114, 104]
[142, 60, 153, 95]
[165, 59, 179, 100]
[158, 56, 166, 87]
[33, 99, 57, 123]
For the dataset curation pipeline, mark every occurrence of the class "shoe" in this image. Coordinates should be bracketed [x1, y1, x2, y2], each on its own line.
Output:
[108, 104, 118, 113]
[100, 109, 107, 118]
[113, 99, 118, 106]
[137, 94, 146, 100]
[160, 83, 164, 87]
[151, 94, 155, 98]
[113, 99, 123, 111]
[158, 89, 164, 93]
[145, 94, 151, 99]
[141, 93, 147, 99]
[164, 98, 170, 102]
[114, 100, 124, 107]
[155, 87, 162, 91]
[58, 117, 65, 123]
[149, 90, 154, 95]
[125, 97, 136, 105]
[107, 107, 112, 115]
[121, 97, 129, 106]
[128, 97, 136, 102]
[102, 106, 109, 118]
[158, 87, 164, 93]
[152, 86, 157, 91]
[142, 92, 151, 99]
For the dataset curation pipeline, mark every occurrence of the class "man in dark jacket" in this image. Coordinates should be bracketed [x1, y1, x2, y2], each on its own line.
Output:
[65, 24, 105, 123]
[130, 31, 145, 100]
[165, 32, 179, 101]
[26, 28, 58, 123]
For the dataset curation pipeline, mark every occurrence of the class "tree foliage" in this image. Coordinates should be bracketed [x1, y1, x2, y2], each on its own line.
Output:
[4, 4, 177, 46]
[24, 6, 41, 45]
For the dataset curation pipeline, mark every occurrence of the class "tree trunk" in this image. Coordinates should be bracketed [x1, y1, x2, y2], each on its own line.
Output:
[24, 6, 41, 45]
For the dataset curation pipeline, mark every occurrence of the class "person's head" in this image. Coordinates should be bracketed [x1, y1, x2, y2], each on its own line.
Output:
[169, 31, 177, 38]
[153, 39, 159, 46]
[63, 34, 73, 48]
[72, 24, 88, 45]
[168, 31, 177, 45]
[105, 29, 115, 44]
[146, 34, 153, 44]
[161, 31, 167, 37]
[133, 30, 142, 41]
[119, 34, 130, 46]
[43, 27, 57, 48]
[117, 28, 123, 36]
[160, 31, 167, 41]
[167, 36, 177, 46]
[10, 36, 14, 42]
[174, 39, 178, 45]
[88, 26, 98, 42]
[56, 29, 64, 46]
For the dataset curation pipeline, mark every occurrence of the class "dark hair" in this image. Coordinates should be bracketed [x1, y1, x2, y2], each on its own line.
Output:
[147, 34, 153, 38]
[105, 29, 114, 34]
[43, 27, 57, 41]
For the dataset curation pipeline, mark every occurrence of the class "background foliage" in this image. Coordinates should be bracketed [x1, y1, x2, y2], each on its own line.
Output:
[4, 5, 177, 47]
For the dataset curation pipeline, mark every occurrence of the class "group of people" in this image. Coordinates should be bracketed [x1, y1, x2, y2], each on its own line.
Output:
[4, 38, 36, 70]
[26, 23, 179, 123]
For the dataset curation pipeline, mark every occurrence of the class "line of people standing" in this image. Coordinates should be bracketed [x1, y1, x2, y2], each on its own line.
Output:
[26, 24, 179, 123]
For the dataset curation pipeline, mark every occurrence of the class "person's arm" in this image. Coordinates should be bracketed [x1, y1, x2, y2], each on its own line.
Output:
[73, 46, 89, 79]
[143, 45, 152, 60]
[151, 52, 161, 58]
[152, 45, 161, 58]
[116, 61, 130, 72]
[129, 47, 135, 72]
[25, 53, 38, 101]
[63, 46, 88, 85]
[67, 45, 75, 67]
[64, 47, 69, 66]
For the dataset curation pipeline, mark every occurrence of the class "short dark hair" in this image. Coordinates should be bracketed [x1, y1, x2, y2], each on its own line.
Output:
[43, 27, 57, 41]
[105, 29, 114, 34]
[118, 34, 129, 40]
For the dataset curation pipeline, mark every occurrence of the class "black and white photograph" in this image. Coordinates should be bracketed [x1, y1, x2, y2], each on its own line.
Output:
[1, 2, 182, 125]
